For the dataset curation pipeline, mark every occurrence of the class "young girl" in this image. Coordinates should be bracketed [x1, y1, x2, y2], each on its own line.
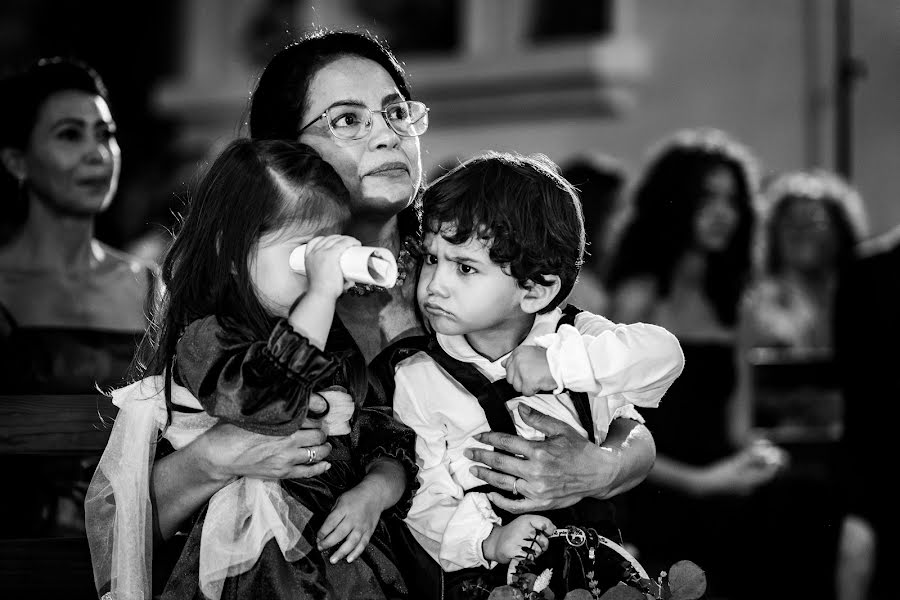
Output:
[85, 138, 417, 600]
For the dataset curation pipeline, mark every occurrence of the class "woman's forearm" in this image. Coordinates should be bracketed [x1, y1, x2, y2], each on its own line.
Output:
[593, 418, 656, 499]
[644, 454, 704, 496]
[151, 439, 232, 540]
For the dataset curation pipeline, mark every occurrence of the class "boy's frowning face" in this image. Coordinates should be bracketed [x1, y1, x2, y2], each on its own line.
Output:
[417, 228, 529, 340]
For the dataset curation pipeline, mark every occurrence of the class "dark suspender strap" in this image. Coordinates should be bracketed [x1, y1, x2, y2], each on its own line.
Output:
[569, 391, 595, 444]
[416, 304, 596, 442]
[556, 305, 596, 444]
[559, 303, 582, 327]
[367, 334, 434, 405]
[425, 344, 520, 436]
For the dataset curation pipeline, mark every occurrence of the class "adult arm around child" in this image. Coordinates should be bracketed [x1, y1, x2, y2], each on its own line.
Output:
[468, 409, 656, 513]
[152, 425, 331, 539]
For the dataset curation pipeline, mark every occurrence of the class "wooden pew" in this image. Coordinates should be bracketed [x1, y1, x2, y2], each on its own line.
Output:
[0, 394, 117, 599]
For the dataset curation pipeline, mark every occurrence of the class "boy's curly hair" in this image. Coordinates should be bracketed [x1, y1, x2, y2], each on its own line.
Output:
[421, 151, 585, 313]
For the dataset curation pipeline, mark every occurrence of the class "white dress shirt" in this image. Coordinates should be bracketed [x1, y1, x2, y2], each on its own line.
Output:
[393, 307, 684, 571]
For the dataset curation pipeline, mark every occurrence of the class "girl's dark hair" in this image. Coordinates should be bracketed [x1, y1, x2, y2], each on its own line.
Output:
[605, 128, 760, 326]
[0, 56, 110, 242]
[132, 139, 351, 411]
[421, 151, 585, 314]
[760, 168, 868, 275]
[247, 27, 420, 239]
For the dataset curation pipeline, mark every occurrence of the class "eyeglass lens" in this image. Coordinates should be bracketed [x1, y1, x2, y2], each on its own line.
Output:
[326, 101, 428, 140]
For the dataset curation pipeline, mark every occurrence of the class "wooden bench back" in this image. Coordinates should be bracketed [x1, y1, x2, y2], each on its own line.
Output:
[0, 394, 117, 599]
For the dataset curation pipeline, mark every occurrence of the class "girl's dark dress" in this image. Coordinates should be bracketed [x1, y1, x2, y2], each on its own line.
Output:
[159, 315, 418, 600]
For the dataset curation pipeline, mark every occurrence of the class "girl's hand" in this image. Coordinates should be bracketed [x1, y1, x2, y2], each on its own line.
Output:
[197, 422, 332, 481]
[303, 235, 361, 299]
[502, 345, 556, 396]
[316, 484, 383, 564]
[482, 515, 554, 564]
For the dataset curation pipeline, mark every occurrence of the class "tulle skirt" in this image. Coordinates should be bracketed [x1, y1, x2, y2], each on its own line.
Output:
[161, 449, 409, 600]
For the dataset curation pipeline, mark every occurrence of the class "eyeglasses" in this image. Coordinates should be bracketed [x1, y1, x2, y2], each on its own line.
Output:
[298, 100, 429, 141]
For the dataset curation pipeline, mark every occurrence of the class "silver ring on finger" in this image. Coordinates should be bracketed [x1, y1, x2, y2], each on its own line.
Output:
[305, 447, 314, 464]
[512, 478, 519, 496]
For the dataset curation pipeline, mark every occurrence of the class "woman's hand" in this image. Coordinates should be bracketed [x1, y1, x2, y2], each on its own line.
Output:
[152, 421, 332, 539]
[692, 443, 785, 496]
[197, 422, 332, 482]
[465, 406, 655, 513]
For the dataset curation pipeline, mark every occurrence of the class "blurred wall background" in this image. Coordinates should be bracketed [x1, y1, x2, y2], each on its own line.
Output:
[2, 0, 898, 251]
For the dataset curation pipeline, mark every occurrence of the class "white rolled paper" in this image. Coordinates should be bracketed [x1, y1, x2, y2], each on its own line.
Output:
[289, 244, 399, 288]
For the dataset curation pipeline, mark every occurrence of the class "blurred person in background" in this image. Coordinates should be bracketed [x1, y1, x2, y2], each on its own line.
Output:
[833, 222, 898, 600]
[562, 152, 627, 315]
[735, 168, 869, 599]
[605, 128, 787, 599]
[742, 169, 868, 350]
[0, 57, 155, 536]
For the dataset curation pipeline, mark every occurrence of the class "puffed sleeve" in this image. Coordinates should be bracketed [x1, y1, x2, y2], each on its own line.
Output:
[176, 315, 339, 435]
[349, 403, 420, 519]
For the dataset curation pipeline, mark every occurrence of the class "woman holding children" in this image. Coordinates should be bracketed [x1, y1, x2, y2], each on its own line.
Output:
[88, 28, 665, 599]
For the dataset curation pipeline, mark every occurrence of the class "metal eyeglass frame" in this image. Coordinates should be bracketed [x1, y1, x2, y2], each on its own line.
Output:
[298, 100, 429, 140]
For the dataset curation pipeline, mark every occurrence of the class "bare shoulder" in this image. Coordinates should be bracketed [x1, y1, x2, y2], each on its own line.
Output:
[95, 241, 159, 282]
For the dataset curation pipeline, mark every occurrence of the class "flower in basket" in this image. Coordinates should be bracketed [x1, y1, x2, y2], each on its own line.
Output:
[464, 527, 707, 600]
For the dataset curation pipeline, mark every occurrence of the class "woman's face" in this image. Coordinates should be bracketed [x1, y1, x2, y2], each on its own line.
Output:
[298, 56, 422, 220]
[693, 165, 740, 253]
[20, 90, 120, 216]
[774, 197, 837, 272]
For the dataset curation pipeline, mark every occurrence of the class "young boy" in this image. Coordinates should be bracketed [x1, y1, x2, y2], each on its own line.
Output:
[392, 151, 684, 597]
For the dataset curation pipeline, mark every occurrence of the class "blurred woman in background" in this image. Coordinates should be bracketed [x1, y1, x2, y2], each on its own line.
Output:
[742, 169, 868, 350]
[739, 169, 869, 600]
[605, 128, 786, 599]
[0, 57, 155, 536]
